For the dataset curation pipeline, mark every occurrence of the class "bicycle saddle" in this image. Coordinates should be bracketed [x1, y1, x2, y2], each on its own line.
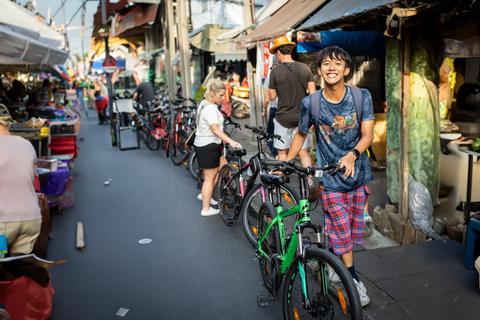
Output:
[260, 174, 287, 187]
[228, 148, 247, 157]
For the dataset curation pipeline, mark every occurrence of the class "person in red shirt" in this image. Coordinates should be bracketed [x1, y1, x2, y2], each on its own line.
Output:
[94, 91, 108, 124]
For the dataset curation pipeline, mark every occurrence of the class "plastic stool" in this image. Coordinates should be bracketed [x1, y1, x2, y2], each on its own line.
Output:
[465, 216, 480, 269]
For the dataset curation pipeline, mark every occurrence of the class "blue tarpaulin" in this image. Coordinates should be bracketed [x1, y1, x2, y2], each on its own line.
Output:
[300, 0, 401, 31]
[297, 30, 386, 56]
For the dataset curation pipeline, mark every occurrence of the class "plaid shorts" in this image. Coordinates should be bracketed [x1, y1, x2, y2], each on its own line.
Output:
[320, 185, 370, 255]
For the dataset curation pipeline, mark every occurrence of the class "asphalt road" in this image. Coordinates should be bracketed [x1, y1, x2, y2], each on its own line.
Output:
[47, 115, 283, 319]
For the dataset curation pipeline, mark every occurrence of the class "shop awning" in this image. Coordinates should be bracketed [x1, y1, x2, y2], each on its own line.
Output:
[190, 24, 246, 60]
[297, 30, 386, 56]
[111, 4, 159, 38]
[236, 0, 328, 49]
[298, 0, 401, 31]
[0, 22, 68, 65]
[0, 0, 66, 49]
[215, 0, 289, 44]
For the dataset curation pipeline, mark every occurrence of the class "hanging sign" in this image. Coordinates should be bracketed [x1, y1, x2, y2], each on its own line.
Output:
[263, 43, 271, 78]
[102, 55, 118, 73]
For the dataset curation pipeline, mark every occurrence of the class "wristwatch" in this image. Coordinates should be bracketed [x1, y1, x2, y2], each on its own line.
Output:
[352, 149, 360, 159]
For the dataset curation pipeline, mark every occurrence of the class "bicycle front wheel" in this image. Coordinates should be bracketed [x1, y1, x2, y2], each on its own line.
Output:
[257, 201, 283, 293]
[283, 248, 363, 320]
[241, 183, 300, 247]
[169, 130, 188, 165]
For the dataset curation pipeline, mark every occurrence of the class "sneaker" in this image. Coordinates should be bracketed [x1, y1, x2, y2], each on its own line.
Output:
[201, 207, 219, 217]
[197, 193, 218, 206]
[354, 279, 370, 307]
[327, 265, 341, 283]
[308, 181, 318, 202]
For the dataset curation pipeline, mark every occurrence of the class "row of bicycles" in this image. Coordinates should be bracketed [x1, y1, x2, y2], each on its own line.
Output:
[115, 94, 363, 319]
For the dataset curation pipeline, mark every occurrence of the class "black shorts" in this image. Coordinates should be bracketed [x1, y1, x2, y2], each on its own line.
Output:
[195, 143, 222, 169]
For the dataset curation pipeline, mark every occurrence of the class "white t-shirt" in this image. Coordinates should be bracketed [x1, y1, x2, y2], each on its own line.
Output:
[194, 100, 224, 147]
[264, 75, 278, 109]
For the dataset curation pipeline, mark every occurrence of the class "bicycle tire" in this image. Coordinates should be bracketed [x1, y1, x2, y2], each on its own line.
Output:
[189, 151, 200, 180]
[145, 130, 160, 150]
[241, 183, 300, 247]
[169, 130, 188, 165]
[217, 164, 241, 222]
[257, 201, 283, 293]
[283, 248, 363, 320]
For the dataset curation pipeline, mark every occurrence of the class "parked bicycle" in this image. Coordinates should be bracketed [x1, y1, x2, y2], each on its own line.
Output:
[255, 159, 362, 319]
[133, 99, 171, 150]
[217, 125, 300, 245]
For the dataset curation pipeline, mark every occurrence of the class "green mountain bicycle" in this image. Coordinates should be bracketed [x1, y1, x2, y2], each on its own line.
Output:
[255, 160, 362, 320]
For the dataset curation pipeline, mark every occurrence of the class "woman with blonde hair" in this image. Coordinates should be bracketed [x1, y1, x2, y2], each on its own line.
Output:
[194, 79, 242, 216]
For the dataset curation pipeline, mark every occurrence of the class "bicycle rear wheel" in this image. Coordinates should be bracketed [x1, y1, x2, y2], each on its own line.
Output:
[169, 130, 188, 165]
[257, 201, 283, 293]
[241, 183, 300, 247]
[217, 163, 241, 224]
[146, 130, 160, 150]
[283, 248, 363, 320]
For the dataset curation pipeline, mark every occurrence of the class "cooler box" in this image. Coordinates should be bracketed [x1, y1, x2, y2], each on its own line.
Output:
[232, 86, 249, 98]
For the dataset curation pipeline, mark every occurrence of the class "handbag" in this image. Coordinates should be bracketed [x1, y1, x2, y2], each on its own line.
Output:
[185, 128, 196, 147]
[186, 100, 205, 147]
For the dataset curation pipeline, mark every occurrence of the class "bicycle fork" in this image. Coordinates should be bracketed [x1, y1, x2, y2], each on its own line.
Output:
[296, 222, 324, 314]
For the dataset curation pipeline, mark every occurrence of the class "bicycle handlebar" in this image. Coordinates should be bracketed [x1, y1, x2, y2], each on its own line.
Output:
[244, 124, 283, 142]
[262, 159, 342, 177]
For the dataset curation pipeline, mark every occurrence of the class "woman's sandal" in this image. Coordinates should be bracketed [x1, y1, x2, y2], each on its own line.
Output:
[308, 180, 318, 202]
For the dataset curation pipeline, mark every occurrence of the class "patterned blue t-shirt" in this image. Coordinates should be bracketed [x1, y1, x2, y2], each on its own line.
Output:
[299, 86, 374, 192]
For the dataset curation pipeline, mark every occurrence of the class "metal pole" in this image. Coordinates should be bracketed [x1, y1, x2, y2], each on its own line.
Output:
[104, 36, 117, 146]
[177, 0, 192, 100]
[163, 0, 176, 100]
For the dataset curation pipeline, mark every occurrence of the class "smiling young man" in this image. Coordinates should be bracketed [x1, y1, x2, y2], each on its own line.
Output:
[286, 46, 374, 307]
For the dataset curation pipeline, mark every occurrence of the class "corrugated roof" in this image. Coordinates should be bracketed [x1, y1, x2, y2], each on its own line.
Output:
[299, 0, 401, 31]
[215, 0, 290, 44]
[236, 0, 328, 49]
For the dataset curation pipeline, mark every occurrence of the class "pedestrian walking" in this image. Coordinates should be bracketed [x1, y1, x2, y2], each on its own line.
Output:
[268, 36, 317, 200]
[94, 91, 108, 124]
[194, 79, 242, 217]
[286, 46, 375, 307]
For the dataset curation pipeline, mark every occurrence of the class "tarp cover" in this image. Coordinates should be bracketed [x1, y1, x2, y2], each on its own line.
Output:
[297, 30, 386, 56]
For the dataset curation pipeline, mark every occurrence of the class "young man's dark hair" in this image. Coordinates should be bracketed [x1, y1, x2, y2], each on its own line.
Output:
[277, 44, 294, 56]
[316, 46, 352, 69]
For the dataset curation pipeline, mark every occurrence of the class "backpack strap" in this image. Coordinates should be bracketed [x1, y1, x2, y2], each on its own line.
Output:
[310, 89, 323, 125]
[350, 86, 363, 122]
[349, 86, 377, 161]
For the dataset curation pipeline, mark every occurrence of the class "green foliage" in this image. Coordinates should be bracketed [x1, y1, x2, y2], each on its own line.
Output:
[193, 85, 206, 103]
[473, 138, 480, 152]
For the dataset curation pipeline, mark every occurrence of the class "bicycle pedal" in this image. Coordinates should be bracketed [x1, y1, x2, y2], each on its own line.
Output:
[257, 292, 274, 308]
[224, 219, 237, 227]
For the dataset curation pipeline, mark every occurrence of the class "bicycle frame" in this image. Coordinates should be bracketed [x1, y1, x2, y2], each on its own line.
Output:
[256, 163, 335, 310]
